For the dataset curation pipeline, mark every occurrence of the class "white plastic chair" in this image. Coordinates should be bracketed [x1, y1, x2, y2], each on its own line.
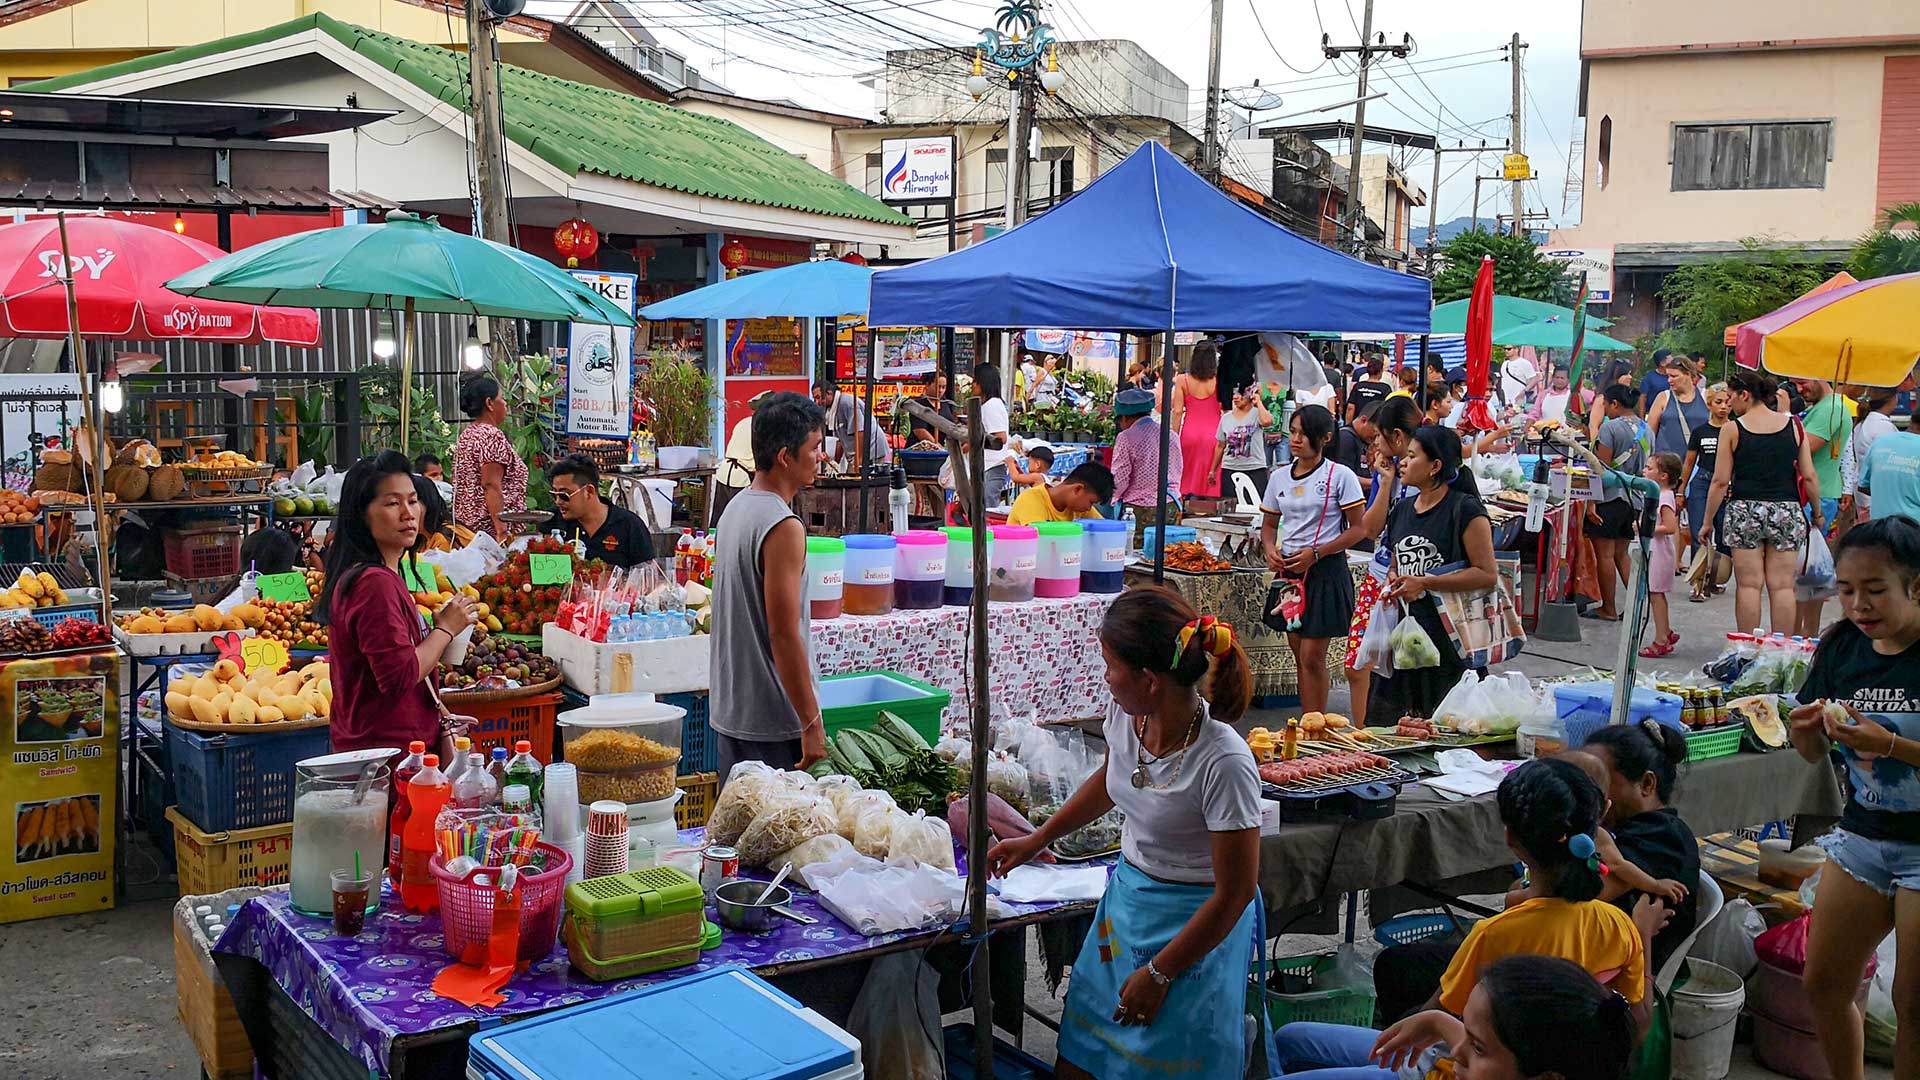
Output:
[1230, 471, 1263, 514]
[1656, 871, 1726, 994]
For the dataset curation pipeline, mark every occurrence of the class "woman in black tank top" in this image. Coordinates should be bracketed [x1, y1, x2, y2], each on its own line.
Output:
[1703, 370, 1824, 637]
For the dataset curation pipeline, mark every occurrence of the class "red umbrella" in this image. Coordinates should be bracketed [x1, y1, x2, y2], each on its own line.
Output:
[1461, 255, 1497, 432]
[0, 217, 319, 345]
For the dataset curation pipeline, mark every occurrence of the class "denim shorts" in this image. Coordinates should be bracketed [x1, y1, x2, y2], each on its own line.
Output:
[1817, 828, 1920, 896]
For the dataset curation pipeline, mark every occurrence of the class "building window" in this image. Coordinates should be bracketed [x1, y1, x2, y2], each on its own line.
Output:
[985, 147, 1075, 213]
[1671, 120, 1829, 191]
[1597, 115, 1611, 190]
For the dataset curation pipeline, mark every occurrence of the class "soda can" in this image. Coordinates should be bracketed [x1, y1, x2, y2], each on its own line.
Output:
[701, 845, 739, 895]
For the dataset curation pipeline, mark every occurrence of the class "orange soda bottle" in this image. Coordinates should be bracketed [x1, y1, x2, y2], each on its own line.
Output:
[400, 753, 451, 912]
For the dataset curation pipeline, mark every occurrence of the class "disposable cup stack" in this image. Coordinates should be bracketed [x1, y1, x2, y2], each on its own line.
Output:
[585, 800, 629, 878]
[559, 833, 586, 892]
[543, 764, 581, 841]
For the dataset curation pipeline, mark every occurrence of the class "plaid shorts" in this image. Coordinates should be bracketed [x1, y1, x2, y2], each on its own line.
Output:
[1723, 498, 1808, 550]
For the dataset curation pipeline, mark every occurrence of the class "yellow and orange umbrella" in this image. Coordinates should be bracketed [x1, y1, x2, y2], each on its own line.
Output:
[1735, 272, 1920, 388]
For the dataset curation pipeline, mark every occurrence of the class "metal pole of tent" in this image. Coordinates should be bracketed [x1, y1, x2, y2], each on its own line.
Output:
[860, 328, 876, 531]
[1152, 331, 1176, 582]
[962, 397, 994, 1080]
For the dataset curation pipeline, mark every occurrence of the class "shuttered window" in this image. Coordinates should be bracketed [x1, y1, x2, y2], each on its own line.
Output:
[1671, 121, 1829, 191]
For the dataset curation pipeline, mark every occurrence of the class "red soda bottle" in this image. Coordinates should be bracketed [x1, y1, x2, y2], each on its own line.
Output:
[388, 740, 426, 883]
[400, 754, 452, 912]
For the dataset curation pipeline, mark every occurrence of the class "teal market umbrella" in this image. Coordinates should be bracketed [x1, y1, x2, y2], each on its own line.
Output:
[1431, 294, 1612, 334]
[165, 212, 636, 444]
[1492, 321, 1633, 351]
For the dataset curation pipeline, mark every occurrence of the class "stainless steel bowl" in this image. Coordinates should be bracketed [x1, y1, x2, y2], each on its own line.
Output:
[713, 878, 792, 932]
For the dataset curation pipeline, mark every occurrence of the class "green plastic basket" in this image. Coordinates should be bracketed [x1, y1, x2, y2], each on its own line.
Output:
[819, 670, 950, 747]
[1685, 725, 1743, 762]
[1251, 953, 1378, 1029]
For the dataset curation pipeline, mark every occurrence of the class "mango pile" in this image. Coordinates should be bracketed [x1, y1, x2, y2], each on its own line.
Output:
[165, 657, 331, 726]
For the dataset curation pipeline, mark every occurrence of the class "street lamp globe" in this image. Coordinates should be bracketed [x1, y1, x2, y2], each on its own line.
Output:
[967, 72, 991, 99]
[1039, 66, 1065, 94]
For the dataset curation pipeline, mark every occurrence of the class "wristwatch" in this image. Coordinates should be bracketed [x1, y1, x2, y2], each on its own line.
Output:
[1146, 960, 1173, 987]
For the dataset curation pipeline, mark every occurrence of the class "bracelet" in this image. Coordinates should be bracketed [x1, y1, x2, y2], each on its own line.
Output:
[1890, 730, 1900, 758]
[1146, 959, 1173, 987]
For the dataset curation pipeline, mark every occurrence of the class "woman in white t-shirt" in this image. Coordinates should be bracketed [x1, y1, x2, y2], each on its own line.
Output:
[1212, 384, 1274, 502]
[987, 587, 1262, 1080]
[1259, 404, 1369, 714]
[971, 363, 1013, 507]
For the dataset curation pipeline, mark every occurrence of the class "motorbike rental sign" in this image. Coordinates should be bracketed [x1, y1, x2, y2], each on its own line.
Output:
[565, 270, 638, 437]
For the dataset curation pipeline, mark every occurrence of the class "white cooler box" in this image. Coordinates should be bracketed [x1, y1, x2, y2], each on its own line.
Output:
[467, 966, 862, 1080]
[543, 624, 709, 696]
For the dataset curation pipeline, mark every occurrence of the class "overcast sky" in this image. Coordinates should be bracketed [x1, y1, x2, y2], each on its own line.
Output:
[534, 1, 1585, 232]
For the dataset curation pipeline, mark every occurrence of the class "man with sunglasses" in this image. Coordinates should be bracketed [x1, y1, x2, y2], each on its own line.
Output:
[540, 454, 657, 568]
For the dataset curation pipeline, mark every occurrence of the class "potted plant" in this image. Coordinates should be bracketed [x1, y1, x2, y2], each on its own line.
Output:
[635, 347, 715, 467]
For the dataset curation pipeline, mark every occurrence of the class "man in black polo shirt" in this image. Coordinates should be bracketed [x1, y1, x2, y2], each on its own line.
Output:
[541, 454, 657, 568]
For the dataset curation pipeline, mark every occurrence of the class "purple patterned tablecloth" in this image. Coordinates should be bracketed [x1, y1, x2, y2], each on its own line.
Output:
[810, 592, 1115, 731]
[213, 829, 1100, 1076]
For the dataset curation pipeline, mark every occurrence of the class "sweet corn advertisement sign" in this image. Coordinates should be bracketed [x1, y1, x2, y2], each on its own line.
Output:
[3, 649, 118, 922]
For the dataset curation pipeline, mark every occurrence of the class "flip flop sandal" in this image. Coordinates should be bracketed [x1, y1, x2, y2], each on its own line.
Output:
[1666, 632, 1680, 645]
[1581, 609, 1623, 621]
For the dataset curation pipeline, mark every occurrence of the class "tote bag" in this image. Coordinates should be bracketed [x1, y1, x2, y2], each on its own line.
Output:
[1429, 553, 1526, 669]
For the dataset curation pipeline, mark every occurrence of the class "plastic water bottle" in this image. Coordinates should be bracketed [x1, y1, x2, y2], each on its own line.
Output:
[451, 751, 498, 809]
[444, 736, 471, 786]
[400, 754, 450, 912]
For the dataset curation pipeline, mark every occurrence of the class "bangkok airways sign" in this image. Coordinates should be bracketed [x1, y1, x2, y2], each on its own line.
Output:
[879, 137, 954, 202]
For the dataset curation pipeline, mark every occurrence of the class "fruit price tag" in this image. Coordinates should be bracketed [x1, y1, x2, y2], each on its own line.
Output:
[239, 636, 290, 675]
[257, 571, 310, 603]
[400, 559, 436, 594]
[530, 553, 574, 586]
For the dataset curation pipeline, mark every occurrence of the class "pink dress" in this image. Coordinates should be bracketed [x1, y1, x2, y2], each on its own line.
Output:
[1177, 376, 1222, 498]
[1647, 490, 1677, 593]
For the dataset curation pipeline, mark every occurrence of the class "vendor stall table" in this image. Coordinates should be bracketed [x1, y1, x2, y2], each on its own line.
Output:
[211, 829, 1102, 1079]
[604, 464, 717, 531]
[1125, 562, 1357, 700]
[1256, 745, 1843, 915]
[810, 593, 1116, 729]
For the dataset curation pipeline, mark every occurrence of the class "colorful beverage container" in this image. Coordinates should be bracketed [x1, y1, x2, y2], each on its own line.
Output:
[893, 530, 947, 610]
[987, 524, 1039, 602]
[941, 526, 988, 606]
[1080, 518, 1130, 593]
[841, 534, 897, 616]
[805, 536, 845, 620]
[1033, 521, 1084, 598]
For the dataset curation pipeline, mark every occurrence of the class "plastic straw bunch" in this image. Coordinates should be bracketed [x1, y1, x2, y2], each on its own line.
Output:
[438, 822, 543, 867]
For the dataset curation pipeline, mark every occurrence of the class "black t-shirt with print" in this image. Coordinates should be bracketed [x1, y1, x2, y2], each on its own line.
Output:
[1799, 627, 1920, 841]
[1383, 487, 1488, 668]
[1347, 379, 1390, 416]
[1687, 422, 1722, 481]
[1609, 807, 1700, 971]
[541, 501, 658, 569]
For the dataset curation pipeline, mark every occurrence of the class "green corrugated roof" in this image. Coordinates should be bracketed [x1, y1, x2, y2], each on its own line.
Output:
[25, 13, 911, 229]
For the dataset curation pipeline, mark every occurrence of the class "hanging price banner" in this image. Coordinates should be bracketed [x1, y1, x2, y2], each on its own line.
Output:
[529, 553, 575, 586]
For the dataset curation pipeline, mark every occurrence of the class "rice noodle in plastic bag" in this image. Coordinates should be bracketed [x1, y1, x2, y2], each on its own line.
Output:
[735, 790, 836, 867]
[707, 761, 779, 846]
[833, 789, 895, 841]
[854, 804, 909, 860]
[780, 832, 855, 872]
[885, 810, 956, 873]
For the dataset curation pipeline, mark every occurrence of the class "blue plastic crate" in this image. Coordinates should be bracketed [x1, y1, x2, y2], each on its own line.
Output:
[663, 690, 715, 775]
[562, 686, 715, 775]
[1373, 913, 1467, 949]
[31, 601, 100, 631]
[165, 721, 331, 832]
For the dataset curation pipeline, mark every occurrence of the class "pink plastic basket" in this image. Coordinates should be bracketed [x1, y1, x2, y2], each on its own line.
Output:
[429, 842, 573, 965]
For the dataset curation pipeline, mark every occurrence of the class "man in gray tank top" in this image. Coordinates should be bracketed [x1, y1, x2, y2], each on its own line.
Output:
[710, 392, 829, 778]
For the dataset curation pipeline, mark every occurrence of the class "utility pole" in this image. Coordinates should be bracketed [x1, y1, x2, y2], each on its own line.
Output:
[1425, 141, 1509, 260]
[1323, 5, 1409, 257]
[1201, 0, 1225, 176]
[1509, 32, 1526, 236]
[1004, 78, 1034, 232]
[466, 0, 519, 364]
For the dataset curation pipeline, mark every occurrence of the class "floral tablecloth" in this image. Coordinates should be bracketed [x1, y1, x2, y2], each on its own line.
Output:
[810, 592, 1116, 731]
[213, 829, 1098, 1076]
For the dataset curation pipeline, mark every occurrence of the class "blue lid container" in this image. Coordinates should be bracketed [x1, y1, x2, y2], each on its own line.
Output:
[1081, 519, 1131, 574]
[1553, 682, 1685, 750]
[468, 967, 861, 1080]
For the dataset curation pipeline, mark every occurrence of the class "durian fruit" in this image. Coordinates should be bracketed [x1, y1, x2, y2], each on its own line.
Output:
[31, 449, 77, 494]
[147, 465, 185, 501]
[104, 464, 148, 501]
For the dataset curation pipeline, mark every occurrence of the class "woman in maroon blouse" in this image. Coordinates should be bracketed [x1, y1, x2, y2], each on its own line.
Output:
[317, 451, 478, 753]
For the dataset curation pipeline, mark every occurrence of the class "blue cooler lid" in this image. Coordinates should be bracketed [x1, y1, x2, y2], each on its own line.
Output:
[468, 967, 858, 1080]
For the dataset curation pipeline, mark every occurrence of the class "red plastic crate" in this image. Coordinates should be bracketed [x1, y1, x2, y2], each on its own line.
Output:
[163, 524, 243, 579]
[458, 691, 560, 763]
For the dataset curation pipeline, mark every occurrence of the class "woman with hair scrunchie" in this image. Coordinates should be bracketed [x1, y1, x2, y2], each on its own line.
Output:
[988, 586, 1262, 1080]
[451, 373, 527, 539]
[1276, 759, 1662, 1080]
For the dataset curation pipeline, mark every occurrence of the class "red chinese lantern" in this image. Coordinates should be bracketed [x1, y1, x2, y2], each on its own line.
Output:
[552, 217, 599, 267]
[719, 237, 750, 277]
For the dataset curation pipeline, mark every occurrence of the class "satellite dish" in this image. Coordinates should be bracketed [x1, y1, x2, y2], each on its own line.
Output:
[484, 0, 526, 18]
[1226, 86, 1283, 112]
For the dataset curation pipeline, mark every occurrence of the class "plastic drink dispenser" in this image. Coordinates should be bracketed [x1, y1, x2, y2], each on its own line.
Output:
[942, 527, 986, 606]
[805, 537, 845, 620]
[290, 750, 394, 916]
[841, 534, 897, 615]
[1080, 518, 1129, 592]
[988, 525, 1039, 602]
[1034, 522, 1085, 598]
[893, 530, 947, 609]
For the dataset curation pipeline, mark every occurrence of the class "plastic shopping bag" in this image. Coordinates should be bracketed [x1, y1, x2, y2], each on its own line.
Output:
[1796, 529, 1838, 601]
[1353, 598, 1399, 675]
[1692, 897, 1767, 981]
[1388, 612, 1443, 671]
[847, 956, 946, 1080]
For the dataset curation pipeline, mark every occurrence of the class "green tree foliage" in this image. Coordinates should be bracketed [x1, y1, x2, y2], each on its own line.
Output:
[1657, 238, 1829, 357]
[1430, 229, 1568, 303]
[1847, 202, 1920, 281]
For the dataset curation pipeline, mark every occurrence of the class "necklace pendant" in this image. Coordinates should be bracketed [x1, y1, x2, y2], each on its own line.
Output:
[1130, 763, 1150, 789]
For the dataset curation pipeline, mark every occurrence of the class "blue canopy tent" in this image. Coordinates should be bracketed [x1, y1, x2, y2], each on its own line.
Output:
[867, 140, 1432, 579]
[638, 258, 870, 320]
